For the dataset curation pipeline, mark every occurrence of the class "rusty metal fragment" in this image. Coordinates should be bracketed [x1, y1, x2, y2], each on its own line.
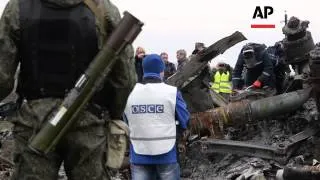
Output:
[189, 88, 312, 139]
[189, 110, 223, 138]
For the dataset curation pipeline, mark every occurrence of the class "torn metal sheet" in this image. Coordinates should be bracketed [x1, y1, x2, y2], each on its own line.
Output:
[197, 126, 319, 164]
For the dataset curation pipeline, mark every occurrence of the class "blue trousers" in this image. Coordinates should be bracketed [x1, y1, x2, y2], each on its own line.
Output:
[131, 163, 180, 180]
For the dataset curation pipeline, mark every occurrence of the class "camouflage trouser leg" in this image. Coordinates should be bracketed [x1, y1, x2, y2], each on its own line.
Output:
[11, 124, 62, 180]
[10, 98, 109, 180]
[61, 125, 108, 180]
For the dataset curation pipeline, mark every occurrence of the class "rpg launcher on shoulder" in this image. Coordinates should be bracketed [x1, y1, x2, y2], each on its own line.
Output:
[28, 11, 144, 154]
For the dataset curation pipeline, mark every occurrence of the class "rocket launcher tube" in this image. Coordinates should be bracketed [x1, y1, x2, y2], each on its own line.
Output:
[28, 11, 144, 154]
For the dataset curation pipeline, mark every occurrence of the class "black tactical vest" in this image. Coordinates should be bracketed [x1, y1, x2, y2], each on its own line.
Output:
[18, 0, 99, 99]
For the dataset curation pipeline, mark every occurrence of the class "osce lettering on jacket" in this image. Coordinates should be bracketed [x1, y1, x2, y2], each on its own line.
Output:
[131, 104, 164, 114]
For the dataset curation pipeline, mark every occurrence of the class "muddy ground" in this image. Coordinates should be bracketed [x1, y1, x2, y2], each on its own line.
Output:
[1, 95, 319, 179]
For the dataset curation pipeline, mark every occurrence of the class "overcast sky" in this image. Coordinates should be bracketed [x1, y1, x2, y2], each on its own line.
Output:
[0, 0, 319, 67]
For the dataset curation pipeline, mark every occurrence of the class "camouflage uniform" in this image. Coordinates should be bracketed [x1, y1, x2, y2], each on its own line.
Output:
[0, 0, 136, 179]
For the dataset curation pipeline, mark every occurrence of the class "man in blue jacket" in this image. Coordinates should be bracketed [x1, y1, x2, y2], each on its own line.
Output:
[124, 54, 190, 180]
[232, 43, 276, 95]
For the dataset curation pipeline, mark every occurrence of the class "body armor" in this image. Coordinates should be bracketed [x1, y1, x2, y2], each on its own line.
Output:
[18, 0, 98, 99]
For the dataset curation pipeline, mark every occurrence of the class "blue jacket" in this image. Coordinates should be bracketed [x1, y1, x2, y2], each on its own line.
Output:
[125, 77, 190, 164]
[232, 43, 275, 89]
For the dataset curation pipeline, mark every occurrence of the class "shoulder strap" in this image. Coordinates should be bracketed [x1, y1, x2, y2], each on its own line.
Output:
[83, 0, 107, 37]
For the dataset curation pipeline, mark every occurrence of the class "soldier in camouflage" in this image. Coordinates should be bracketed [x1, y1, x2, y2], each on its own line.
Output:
[0, 0, 136, 179]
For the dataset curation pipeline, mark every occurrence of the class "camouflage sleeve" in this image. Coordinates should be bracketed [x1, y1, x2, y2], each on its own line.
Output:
[101, 0, 137, 119]
[0, 0, 20, 101]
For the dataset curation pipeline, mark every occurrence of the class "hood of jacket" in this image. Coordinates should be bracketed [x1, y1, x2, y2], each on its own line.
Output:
[42, 0, 83, 8]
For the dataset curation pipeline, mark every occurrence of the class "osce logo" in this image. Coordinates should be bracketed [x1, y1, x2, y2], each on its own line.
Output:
[132, 104, 164, 114]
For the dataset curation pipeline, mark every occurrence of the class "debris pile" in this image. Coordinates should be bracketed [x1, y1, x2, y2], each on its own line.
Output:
[180, 98, 319, 179]
[0, 121, 14, 180]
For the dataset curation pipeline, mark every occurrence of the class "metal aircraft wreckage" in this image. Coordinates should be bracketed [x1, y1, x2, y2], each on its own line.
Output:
[1, 17, 320, 180]
[166, 25, 320, 179]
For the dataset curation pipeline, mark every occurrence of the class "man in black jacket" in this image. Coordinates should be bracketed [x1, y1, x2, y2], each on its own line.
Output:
[266, 42, 291, 94]
[160, 52, 176, 80]
[232, 43, 276, 94]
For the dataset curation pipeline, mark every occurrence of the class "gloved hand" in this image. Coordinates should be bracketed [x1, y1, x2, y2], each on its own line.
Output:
[253, 80, 262, 88]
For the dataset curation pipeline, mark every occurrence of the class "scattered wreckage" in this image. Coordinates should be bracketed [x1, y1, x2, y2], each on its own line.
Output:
[1, 16, 320, 179]
[167, 18, 320, 179]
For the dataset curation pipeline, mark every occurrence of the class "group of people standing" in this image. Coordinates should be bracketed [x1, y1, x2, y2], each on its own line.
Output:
[134, 38, 289, 105]
[134, 47, 189, 82]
